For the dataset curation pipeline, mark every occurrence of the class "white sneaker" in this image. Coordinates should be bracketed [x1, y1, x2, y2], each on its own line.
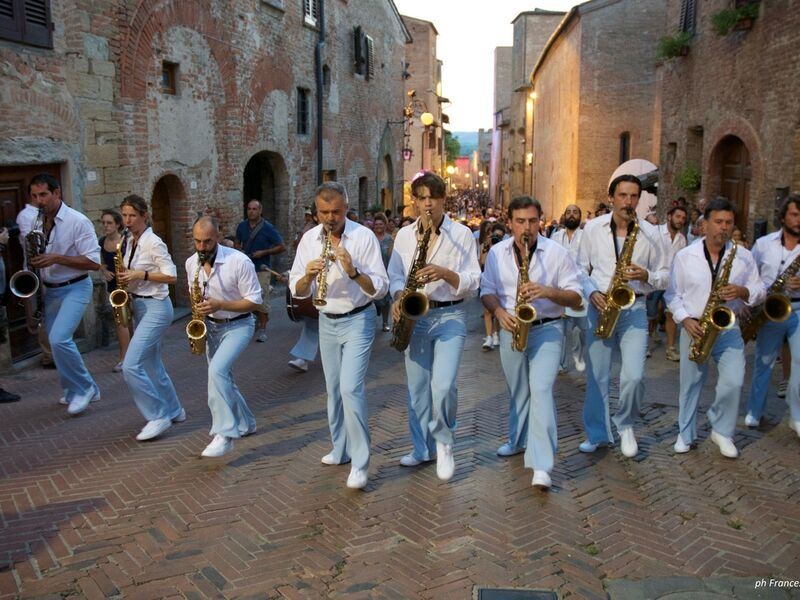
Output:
[674, 435, 691, 454]
[492, 332, 500, 347]
[482, 336, 493, 351]
[112, 361, 123, 373]
[346, 468, 368, 489]
[172, 408, 187, 423]
[531, 470, 551, 489]
[67, 390, 99, 416]
[579, 439, 599, 453]
[744, 413, 759, 428]
[435, 441, 455, 481]
[399, 453, 432, 467]
[255, 330, 268, 343]
[496, 443, 523, 457]
[789, 421, 800, 438]
[710, 430, 739, 458]
[321, 452, 349, 465]
[202, 435, 233, 458]
[619, 427, 638, 458]
[288, 358, 309, 372]
[60, 391, 101, 406]
[136, 418, 172, 441]
[573, 354, 586, 373]
[241, 424, 257, 436]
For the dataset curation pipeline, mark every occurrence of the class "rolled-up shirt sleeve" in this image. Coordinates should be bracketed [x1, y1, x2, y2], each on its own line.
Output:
[289, 231, 314, 299]
[577, 233, 599, 299]
[238, 257, 263, 305]
[741, 251, 766, 308]
[358, 233, 389, 299]
[75, 221, 100, 264]
[479, 246, 500, 299]
[452, 227, 481, 297]
[151, 237, 177, 277]
[665, 254, 689, 324]
[643, 228, 670, 291]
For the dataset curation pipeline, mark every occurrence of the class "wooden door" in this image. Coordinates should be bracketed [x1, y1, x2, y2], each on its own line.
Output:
[151, 178, 176, 304]
[718, 137, 751, 233]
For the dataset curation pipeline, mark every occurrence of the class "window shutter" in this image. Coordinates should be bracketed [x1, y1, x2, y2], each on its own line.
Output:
[679, 0, 696, 33]
[0, 0, 23, 43]
[354, 26, 364, 74]
[24, 0, 52, 48]
[303, 0, 317, 26]
[365, 34, 374, 80]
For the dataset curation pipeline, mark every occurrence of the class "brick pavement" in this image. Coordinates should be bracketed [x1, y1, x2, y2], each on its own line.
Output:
[1, 297, 799, 599]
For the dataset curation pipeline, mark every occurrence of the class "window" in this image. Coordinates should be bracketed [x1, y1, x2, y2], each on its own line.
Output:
[619, 132, 630, 165]
[0, 0, 53, 48]
[297, 87, 310, 135]
[322, 170, 337, 182]
[353, 27, 374, 80]
[161, 61, 178, 95]
[678, 0, 696, 33]
[322, 65, 330, 95]
[365, 35, 374, 80]
[303, 0, 317, 26]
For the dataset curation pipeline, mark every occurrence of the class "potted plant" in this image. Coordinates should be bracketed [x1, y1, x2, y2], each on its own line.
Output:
[675, 164, 702, 192]
[656, 31, 692, 62]
[712, 2, 760, 35]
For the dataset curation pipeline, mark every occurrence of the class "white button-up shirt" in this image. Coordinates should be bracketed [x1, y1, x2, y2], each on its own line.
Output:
[577, 212, 669, 299]
[665, 240, 766, 323]
[388, 214, 481, 301]
[185, 244, 262, 320]
[290, 219, 389, 315]
[42, 202, 100, 284]
[16, 204, 39, 237]
[480, 235, 583, 319]
[123, 227, 177, 301]
[751, 231, 800, 298]
[550, 227, 583, 261]
[657, 223, 687, 263]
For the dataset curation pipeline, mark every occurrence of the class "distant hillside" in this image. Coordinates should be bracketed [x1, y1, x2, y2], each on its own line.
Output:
[451, 131, 477, 157]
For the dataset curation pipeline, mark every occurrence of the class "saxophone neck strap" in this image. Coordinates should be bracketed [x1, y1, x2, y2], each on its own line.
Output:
[512, 238, 537, 268]
[609, 217, 634, 261]
[703, 242, 726, 282]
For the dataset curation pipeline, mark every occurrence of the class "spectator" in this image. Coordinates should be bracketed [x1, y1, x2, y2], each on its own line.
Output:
[0, 227, 21, 402]
[372, 213, 393, 332]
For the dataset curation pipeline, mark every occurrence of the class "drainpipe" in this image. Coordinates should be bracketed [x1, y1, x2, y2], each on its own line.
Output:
[315, 0, 325, 184]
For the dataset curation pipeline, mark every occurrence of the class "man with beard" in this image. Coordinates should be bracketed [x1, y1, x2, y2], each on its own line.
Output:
[551, 204, 586, 372]
[648, 205, 688, 361]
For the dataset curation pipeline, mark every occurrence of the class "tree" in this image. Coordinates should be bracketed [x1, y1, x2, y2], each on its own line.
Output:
[445, 131, 461, 162]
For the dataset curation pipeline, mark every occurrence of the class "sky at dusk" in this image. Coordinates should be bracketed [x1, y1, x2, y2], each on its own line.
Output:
[393, 0, 578, 132]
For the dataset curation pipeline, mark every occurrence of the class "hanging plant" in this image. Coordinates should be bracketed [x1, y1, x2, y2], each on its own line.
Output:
[656, 31, 692, 62]
[712, 3, 760, 36]
[675, 164, 702, 192]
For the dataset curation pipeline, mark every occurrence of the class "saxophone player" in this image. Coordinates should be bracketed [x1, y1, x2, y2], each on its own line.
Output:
[577, 174, 669, 458]
[480, 196, 582, 489]
[117, 195, 185, 441]
[387, 172, 481, 481]
[744, 194, 800, 434]
[290, 182, 388, 489]
[186, 216, 263, 458]
[665, 197, 765, 457]
[27, 174, 101, 415]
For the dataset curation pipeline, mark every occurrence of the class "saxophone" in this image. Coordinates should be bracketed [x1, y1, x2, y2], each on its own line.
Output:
[108, 228, 132, 328]
[390, 211, 433, 352]
[689, 240, 737, 364]
[511, 234, 537, 352]
[594, 220, 639, 339]
[10, 209, 46, 334]
[313, 225, 334, 307]
[186, 255, 208, 355]
[740, 251, 799, 343]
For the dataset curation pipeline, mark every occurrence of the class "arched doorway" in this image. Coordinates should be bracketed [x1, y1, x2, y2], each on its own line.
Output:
[712, 135, 751, 232]
[379, 154, 393, 212]
[243, 153, 277, 223]
[151, 174, 187, 306]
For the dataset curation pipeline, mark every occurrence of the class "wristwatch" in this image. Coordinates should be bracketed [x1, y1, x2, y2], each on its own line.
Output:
[349, 267, 360, 280]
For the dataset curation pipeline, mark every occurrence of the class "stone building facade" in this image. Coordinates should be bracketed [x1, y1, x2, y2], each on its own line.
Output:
[529, 0, 665, 221]
[0, 0, 410, 367]
[490, 46, 512, 207]
[658, 0, 800, 237]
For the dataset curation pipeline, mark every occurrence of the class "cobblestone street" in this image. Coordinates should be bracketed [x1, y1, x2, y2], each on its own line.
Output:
[1, 297, 798, 599]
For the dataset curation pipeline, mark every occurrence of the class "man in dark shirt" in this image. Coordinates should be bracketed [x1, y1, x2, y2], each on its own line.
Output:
[235, 200, 285, 342]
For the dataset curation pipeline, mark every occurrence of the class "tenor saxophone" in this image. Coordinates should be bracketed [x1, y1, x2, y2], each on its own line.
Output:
[313, 225, 334, 307]
[594, 220, 639, 339]
[740, 251, 799, 343]
[689, 240, 737, 364]
[10, 208, 46, 334]
[390, 211, 433, 352]
[512, 234, 537, 352]
[109, 228, 132, 328]
[186, 256, 208, 355]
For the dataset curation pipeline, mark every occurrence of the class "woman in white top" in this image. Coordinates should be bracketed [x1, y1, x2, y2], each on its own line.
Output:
[117, 195, 186, 441]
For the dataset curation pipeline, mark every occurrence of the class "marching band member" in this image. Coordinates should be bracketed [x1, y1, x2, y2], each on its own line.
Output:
[481, 196, 582, 489]
[27, 174, 101, 415]
[290, 182, 388, 489]
[388, 172, 481, 481]
[117, 195, 185, 441]
[745, 195, 800, 434]
[577, 174, 669, 458]
[666, 197, 764, 457]
[187, 216, 262, 458]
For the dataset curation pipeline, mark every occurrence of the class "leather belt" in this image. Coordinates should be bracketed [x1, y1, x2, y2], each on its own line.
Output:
[323, 302, 371, 319]
[43, 274, 88, 288]
[530, 316, 560, 327]
[130, 293, 154, 299]
[428, 299, 463, 309]
[207, 313, 250, 324]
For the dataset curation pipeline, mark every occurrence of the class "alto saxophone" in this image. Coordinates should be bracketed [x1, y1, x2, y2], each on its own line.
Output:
[390, 211, 433, 352]
[740, 250, 799, 343]
[512, 234, 537, 352]
[594, 220, 639, 339]
[109, 228, 132, 328]
[10, 209, 46, 334]
[689, 240, 737, 364]
[186, 255, 208, 355]
[313, 225, 335, 307]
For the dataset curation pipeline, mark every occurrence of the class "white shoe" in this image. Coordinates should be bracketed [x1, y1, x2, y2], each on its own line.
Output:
[496, 443, 523, 457]
[492, 332, 500, 347]
[573, 355, 586, 373]
[531, 470, 551, 489]
[346, 468, 368, 489]
[241, 424, 257, 436]
[136, 418, 172, 441]
[399, 453, 432, 467]
[579, 439, 599, 453]
[172, 408, 187, 423]
[67, 391, 99, 416]
[674, 436, 691, 454]
[744, 413, 759, 428]
[619, 427, 638, 458]
[710, 430, 739, 458]
[482, 336, 493, 351]
[60, 391, 101, 406]
[321, 452, 349, 465]
[789, 421, 800, 437]
[435, 441, 455, 481]
[288, 358, 309, 372]
[112, 361, 123, 373]
[255, 330, 268, 343]
[202, 434, 233, 458]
